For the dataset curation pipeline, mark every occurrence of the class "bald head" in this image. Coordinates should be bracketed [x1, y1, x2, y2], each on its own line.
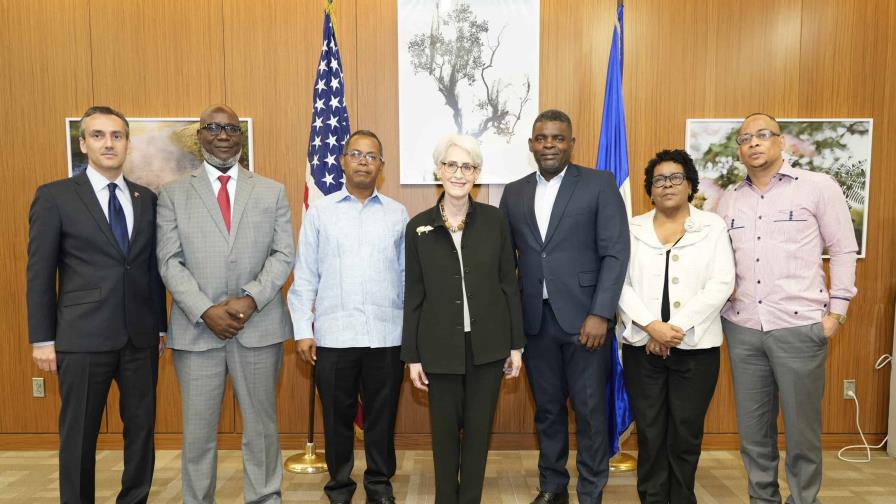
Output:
[200, 104, 239, 124]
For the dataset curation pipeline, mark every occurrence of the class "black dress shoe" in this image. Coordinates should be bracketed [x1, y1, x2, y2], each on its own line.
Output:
[530, 490, 569, 504]
[366, 497, 396, 504]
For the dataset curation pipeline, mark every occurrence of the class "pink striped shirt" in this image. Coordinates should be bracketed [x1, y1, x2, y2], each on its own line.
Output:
[717, 163, 858, 331]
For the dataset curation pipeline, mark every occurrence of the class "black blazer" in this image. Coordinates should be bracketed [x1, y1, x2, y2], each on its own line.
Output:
[26, 172, 167, 352]
[499, 164, 630, 335]
[402, 196, 525, 374]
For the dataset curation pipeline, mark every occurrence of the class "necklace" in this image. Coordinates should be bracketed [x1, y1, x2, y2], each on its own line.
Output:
[439, 202, 467, 233]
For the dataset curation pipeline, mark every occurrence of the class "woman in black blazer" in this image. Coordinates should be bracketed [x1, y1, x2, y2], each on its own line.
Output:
[402, 134, 525, 504]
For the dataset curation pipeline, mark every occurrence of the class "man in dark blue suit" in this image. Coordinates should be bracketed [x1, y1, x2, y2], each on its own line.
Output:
[499, 109, 629, 504]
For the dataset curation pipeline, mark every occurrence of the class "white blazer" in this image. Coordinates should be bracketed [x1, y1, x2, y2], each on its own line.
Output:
[617, 205, 734, 349]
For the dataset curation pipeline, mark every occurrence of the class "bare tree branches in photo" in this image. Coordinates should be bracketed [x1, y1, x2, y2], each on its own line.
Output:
[407, 2, 531, 141]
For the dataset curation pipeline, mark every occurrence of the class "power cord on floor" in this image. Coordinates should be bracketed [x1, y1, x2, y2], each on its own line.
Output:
[837, 354, 892, 463]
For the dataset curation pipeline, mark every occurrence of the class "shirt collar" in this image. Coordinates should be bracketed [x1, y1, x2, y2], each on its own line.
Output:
[204, 161, 239, 183]
[739, 161, 794, 188]
[85, 165, 126, 193]
[535, 165, 567, 185]
[335, 186, 382, 205]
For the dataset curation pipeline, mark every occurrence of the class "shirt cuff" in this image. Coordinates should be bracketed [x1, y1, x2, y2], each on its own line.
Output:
[828, 297, 851, 316]
[32, 341, 55, 347]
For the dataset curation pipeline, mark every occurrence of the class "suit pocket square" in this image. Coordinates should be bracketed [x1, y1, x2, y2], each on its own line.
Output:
[60, 287, 102, 307]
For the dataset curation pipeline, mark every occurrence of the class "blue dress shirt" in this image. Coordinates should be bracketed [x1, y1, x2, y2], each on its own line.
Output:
[288, 188, 408, 348]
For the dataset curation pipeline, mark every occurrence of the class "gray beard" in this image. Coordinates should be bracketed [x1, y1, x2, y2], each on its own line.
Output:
[201, 147, 241, 170]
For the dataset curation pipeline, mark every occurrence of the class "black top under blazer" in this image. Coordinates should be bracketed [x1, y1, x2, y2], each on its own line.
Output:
[26, 173, 168, 352]
[402, 196, 525, 374]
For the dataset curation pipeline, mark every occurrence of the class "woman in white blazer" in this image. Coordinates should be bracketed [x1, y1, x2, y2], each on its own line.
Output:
[617, 149, 734, 504]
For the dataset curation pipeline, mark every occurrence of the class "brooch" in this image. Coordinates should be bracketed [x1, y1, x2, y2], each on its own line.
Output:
[416, 225, 434, 235]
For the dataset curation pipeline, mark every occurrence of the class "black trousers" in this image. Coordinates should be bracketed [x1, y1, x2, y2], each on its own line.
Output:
[524, 301, 611, 503]
[427, 333, 505, 504]
[315, 346, 403, 502]
[56, 341, 159, 504]
[622, 344, 720, 504]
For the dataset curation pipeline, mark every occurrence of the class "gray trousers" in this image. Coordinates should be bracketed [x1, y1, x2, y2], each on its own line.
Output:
[173, 340, 284, 504]
[723, 319, 827, 504]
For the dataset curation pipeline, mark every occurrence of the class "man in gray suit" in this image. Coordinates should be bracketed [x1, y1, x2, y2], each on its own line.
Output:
[157, 104, 294, 503]
[499, 110, 629, 504]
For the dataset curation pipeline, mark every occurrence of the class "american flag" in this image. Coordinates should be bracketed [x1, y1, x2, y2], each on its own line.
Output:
[304, 7, 351, 209]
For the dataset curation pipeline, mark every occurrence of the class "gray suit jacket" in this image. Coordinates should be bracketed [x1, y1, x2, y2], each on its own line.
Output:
[499, 164, 630, 335]
[157, 166, 294, 351]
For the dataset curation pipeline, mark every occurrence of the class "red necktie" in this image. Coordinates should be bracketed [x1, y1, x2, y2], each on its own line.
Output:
[217, 175, 231, 232]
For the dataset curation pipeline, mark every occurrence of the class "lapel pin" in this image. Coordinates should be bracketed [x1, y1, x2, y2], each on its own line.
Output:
[133, 191, 140, 198]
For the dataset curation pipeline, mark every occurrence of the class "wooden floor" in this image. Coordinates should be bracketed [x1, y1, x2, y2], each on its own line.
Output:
[1, 450, 895, 503]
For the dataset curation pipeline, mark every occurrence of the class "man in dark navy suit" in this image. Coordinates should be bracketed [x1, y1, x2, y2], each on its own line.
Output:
[500, 109, 629, 504]
[27, 106, 167, 504]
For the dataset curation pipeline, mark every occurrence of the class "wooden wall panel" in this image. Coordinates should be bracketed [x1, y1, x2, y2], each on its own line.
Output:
[538, 0, 615, 169]
[2, 0, 895, 448]
[86, 0, 234, 435]
[798, 0, 895, 434]
[0, 0, 94, 433]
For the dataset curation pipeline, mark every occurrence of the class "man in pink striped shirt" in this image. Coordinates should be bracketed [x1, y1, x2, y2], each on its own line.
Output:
[717, 113, 858, 504]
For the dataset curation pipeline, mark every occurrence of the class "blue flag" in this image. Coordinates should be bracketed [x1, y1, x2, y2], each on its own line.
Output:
[596, 4, 634, 457]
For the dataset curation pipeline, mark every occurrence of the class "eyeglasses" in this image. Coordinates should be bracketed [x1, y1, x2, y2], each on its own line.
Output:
[736, 129, 780, 146]
[199, 123, 242, 136]
[440, 161, 478, 175]
[651, 173, 687, 187]
[345, 150, 383, 163]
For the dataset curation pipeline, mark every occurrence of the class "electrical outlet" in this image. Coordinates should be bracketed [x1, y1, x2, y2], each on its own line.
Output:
[842, 379, 856, 399]
[32, 377, 45, 398]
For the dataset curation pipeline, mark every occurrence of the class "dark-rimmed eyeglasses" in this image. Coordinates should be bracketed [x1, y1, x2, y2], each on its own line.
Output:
[199, 123, 242, 136]
[651, 173, 687, 187]
[345, 150, 383, 163]
[440, 161, 478, 175]
[736, 129, 780, 146]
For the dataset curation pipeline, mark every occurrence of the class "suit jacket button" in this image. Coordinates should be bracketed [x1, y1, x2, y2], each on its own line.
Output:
[456, 300, 461, 304]
[541, 252, 547, 258]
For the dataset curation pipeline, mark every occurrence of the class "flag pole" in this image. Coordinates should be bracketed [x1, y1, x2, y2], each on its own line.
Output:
[284, 365, 327, 474]
[603, 0, 636, 473]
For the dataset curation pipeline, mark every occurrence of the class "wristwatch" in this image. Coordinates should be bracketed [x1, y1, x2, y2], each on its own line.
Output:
[826, 312, 848, 325]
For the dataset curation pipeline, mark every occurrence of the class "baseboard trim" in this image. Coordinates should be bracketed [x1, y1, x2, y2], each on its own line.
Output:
[0, 432, 886, 451]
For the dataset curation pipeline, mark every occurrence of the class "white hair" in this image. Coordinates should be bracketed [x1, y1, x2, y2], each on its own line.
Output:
[431, 134, 483, 169]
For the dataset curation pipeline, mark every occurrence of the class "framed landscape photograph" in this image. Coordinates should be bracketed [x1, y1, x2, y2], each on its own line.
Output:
[686, 118, 872, 257]
[66, 117, 254, 193]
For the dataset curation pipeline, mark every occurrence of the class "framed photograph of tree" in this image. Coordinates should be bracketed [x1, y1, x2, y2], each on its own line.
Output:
[686, 118, 872, 257]
[398, 0, 540, 184]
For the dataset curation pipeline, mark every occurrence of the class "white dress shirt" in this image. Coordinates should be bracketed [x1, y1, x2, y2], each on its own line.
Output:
[204, 162, 238, 217]
[85, 165, 133, 237]
[617, 205, 735, 349]
[450, 229, 472, 332]
[534, 166, 566, 299]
